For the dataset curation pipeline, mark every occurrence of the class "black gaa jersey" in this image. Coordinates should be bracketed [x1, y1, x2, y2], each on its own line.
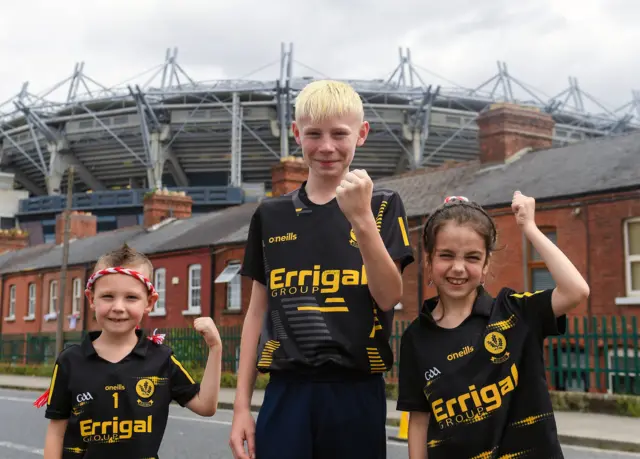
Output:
[45, 330, 200, 458]
[241, 182, 414, 378]
[397, 287, 566, 459]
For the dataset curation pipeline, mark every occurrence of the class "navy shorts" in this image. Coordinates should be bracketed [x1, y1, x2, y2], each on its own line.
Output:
[255, 372, 388, 459]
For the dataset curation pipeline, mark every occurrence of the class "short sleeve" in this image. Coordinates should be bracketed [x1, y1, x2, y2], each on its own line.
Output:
[396, 330, 431, 413]
[44, 357, 72, 420]
[240, 207, 266, 285]
[378, 191, 415, 272]
[169, 353, 200, 407]
[504, 288, 566, 339]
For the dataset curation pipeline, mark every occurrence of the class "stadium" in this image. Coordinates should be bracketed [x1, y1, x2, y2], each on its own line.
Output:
[1, 43, 638, 241]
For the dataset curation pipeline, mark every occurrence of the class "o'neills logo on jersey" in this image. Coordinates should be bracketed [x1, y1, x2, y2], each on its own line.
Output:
[270, 265, 367, 297]
[447, 346, 474, 361]
[80, 415, 152, 442]
[431, 363, 518, 430]
[104, 384, 125, 391]
[268, 232, 297, 244]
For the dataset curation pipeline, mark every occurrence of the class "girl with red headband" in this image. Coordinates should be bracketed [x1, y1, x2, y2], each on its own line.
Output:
[397, 192, 589, 458]
[36, 244, 223, 458]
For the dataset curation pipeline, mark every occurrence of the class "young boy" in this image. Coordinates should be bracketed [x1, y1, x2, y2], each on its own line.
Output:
[39, 244, 222, 458]
[229, 80, 414, 459]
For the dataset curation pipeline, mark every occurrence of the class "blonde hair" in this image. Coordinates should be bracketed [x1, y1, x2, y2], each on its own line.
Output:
[294, 80, 364, 123]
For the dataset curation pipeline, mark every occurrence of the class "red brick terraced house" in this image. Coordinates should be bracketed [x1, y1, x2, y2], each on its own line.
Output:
[1, 103, 639, 392]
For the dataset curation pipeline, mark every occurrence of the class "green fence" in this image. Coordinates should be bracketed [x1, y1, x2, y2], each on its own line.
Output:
[1, 317, 638, 395]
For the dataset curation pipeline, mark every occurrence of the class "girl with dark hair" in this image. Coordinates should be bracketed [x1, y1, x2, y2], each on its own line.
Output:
[397, 192, 589, 459]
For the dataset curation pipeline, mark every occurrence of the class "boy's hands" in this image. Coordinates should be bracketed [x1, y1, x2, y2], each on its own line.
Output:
[336, 169, 374, 226]
[194, 317, 222, 348]
[511, 190, 537, 231]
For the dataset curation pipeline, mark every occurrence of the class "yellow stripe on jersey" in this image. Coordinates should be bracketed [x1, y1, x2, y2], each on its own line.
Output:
[510, 412, 554, 428]
[297, 306, 349, 312]
[324, 297, 345, 303]
[369, 307, 383, 338]
[366, 347, 387, 373]
[377, 205, 387, 225]
[170, 355, 196, 384]
[47, 364, 59, 405]
[258, 340, 280, 368]
[397, 217, 409, 246]
[496, 450, 533, 458]
[486, 314, 517, 332]
[375, 200, 388, 231]
[510, 290, 545, 298]
[469, 448, 498, 459]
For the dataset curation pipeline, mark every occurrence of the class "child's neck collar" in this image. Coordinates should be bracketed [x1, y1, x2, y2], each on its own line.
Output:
[304, 173, 346, 204]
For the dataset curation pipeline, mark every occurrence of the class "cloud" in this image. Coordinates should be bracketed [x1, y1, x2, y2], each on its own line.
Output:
[0, 0, 637, 117]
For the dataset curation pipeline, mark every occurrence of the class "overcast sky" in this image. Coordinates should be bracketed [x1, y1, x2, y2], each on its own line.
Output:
[0, 0, 638, 117]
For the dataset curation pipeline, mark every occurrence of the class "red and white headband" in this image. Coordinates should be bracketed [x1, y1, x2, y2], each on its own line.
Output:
[86, 266, 156, 296]
[444, 196, 469, 204]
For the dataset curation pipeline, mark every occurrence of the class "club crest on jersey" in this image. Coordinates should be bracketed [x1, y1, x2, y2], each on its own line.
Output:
[349, 229, 358, 248]
[484, 331, 510, 364]
[136, 378, 155, 407]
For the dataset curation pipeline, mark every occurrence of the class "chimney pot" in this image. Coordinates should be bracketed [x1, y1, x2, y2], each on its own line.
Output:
[55, 212, 98, 245]
[143, 191, 193, 228]
[476, 103, 555, 164]
[0, 228, 29, 254]
[271, 156, 309, 197]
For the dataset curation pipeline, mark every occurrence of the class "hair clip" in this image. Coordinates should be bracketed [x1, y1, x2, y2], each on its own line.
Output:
[444, 196, 469, 204]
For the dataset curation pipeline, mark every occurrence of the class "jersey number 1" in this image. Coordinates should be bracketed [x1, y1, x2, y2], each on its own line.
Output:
[112, 392, 119, 409]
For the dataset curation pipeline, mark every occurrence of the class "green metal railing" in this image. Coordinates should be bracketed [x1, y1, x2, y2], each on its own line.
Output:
[1, 317, 638, 395]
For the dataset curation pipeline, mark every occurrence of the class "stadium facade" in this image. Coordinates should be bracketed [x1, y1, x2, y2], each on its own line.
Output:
[1, 44, 638, 244]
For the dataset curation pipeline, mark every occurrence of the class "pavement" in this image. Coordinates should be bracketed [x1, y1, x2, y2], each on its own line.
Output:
[2, 374, 640, 456]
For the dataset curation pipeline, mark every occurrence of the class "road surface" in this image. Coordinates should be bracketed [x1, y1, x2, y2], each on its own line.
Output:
[0, 389, 636, 458]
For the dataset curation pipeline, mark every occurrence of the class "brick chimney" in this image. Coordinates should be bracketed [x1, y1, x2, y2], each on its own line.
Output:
[55, 211, 98, 245]
[0, 228, 29, 254]
[476, 103, 555, 164]
[271, 156, 309, 197]
[143, 189, 193, 228]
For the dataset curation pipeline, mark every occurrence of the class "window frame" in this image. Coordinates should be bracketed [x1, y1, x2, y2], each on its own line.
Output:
[225, 260, 242, 311]
[27, 283, 36, 318]
[152, 268, 167, 316]
[527, 227, 557, 292]
[623, 217, 640, 297]
[49, 280, 58, 315]
[186, 264, 202, 314]
[7, 285, 16, 319]
[72, 278, 82, 315]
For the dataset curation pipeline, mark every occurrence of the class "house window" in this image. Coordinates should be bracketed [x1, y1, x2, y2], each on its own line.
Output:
[28, 283, 36, 317]
[187, 264, 201, 313]
[528, 228, 557, 291]
[214, 261, 242, 311]
[624, 218, 640, 296]
[227, 274, 241, 311]
[154, 268, 166, 314]
[72, 278, 82, 315]
[215, 260, 242, 311]
[8, 285, 16, 319]
[49, 280, 58, 315]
